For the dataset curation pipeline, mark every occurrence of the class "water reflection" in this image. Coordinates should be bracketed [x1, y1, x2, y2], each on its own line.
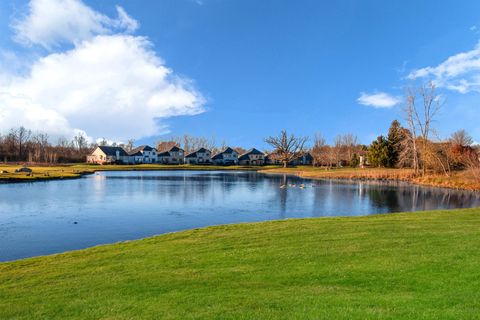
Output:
[0, 170, 479, 261]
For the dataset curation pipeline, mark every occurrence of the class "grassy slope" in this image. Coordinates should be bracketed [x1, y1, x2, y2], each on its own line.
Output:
[1, 208, 480, 319]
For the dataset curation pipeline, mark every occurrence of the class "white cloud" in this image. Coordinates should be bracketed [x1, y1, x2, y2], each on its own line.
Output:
[12, 0, 138, 49]
[1, 1, 205, 142]
[357, 92, 401, 108]
[407, 42, 480, 94]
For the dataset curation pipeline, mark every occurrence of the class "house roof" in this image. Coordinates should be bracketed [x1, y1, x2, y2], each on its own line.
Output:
[157, 145, 184, 157]
[238, 154, 250, 161]
[128, 150, 143, 156]
[169, 145, 183, 152]
[303, 152, 313, 160]
[246, 148, 264, 155]
[239, 148, 265, 160]
[212, 147, 236, 160]
[185, 147, 210, 158]
[97, 146, 128, 157]
[130, 145, 155, 154]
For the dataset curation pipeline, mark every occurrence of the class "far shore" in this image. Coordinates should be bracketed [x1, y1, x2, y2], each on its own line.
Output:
[0, 163, 479, 191]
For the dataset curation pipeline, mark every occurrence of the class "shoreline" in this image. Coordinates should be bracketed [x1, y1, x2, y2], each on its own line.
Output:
[0, 164, 478, 192]
[260, 167, 480, 192]
[0, 164, 268, 183]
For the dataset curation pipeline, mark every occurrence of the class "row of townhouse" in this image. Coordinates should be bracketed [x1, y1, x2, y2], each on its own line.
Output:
[87, 145, 313, 166]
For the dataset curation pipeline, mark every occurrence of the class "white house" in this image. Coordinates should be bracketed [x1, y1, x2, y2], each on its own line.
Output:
[158, 145, 185, 164]
[211, 147, 238, 165]
[185, 147, 212, 164]
[238, 148, 265, 165]
[129, 145, 158, 163]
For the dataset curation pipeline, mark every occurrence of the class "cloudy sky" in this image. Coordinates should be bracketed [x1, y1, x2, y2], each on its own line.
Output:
[1, 0, 480, 147]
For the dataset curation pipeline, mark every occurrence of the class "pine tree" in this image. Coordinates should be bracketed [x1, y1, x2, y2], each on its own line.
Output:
[387, 120, 403, 167]
[368, 136, 389, 167]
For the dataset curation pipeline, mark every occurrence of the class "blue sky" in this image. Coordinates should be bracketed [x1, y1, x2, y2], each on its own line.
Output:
[1, 0, 480, 148]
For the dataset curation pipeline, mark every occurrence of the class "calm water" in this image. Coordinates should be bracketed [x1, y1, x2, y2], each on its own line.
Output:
[1, 170, 479, 261]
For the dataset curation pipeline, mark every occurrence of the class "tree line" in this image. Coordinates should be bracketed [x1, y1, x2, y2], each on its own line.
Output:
[1, 83, 478, 176]
[262, 83, 480, 177]
[0, 128, 93, 163]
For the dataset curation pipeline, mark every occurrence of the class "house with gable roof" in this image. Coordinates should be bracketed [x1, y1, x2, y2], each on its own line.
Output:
[238, 148, 265, 165]
[158, 145, 185, 164]
[128, 145, 157, 163]
[87, 146, 130, 164]
[211, 147, 238, 165]
[185, 147, 212, 164]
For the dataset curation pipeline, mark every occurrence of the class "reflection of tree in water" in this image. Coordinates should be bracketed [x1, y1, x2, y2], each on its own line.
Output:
[108, 172, 480, 215]
[364, 187, 402, 212]
[362, 182, 480, 213]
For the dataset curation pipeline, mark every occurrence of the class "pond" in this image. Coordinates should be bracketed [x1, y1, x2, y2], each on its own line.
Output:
[1, 170, 479, 261]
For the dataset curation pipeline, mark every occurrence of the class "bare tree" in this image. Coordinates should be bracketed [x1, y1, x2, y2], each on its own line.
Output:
[341, 133, 358, 164]
[403, 82, 442, 175]
[311, 133, 327, 167]
[98, 138, 108, 147]
[11, 126, 32, 160]
[174, 134, 216, 154]
[265, 130, 307, 167]
[126, 139, 135, 152]
[73, 133, 88, 153]
[333, 135, 344, 167]
[450, 129, 473, 147]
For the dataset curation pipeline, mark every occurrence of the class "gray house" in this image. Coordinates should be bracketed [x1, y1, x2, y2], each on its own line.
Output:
[211, 147, 238, 165]
[158, 145, 185, 164]
[291, 152, 314, 165]
[185, 147, 212, 164]
[129, 145, 157, 163]
[238, 148, 265, 165]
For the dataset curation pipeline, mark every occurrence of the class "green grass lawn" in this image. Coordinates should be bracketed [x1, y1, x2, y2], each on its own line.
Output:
[1, 208, 480, 319]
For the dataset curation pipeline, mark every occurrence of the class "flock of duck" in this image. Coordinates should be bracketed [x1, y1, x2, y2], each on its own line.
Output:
[279, 183, 314, 189]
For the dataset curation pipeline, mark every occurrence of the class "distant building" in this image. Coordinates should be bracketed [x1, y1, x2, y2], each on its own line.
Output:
[87, 145, 157, 164]
[291, 152, 313, 166]
[158, 145, 185, 164]
[238, 148, 265, 165]
[264, 152, 281, 165]
[211, 147, 238, 165]
[265, 151, 313, 166]
[129, 145, 157, 163]
[185, 147, 212, 164]
[87, 146, 130, 164]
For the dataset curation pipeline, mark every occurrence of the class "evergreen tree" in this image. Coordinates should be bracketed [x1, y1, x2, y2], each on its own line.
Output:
[387, 120, 403, 167]
[368, 136, 389, 167]
[350, 153, 360, 168]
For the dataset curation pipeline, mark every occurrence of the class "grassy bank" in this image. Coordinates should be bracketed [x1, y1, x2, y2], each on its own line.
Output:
[1, 208, 480, 319]
[0, 164, 278, 182]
